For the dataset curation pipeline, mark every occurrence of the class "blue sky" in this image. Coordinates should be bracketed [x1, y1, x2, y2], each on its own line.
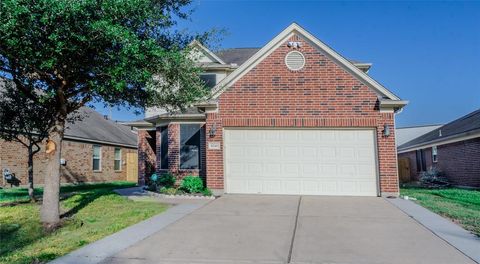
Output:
[97, 1, 480, 127]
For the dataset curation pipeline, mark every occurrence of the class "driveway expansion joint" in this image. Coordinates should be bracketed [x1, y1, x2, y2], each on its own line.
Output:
[287, 196, 302, 264]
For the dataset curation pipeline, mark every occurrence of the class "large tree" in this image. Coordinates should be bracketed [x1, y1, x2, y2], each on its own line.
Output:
[0, 0, 209, 228]
[0, 80, 55, 201]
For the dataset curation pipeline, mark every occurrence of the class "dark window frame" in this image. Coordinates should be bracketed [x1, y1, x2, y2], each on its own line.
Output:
[180, 124, 201, 170]
[160, 126, 169, 170]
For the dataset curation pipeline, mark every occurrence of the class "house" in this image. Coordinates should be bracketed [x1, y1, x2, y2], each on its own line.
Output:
[398, 109, 480, 188]
[133, 23, 408, 196]
[0, 107, 138, 186]
[396, 124, 443, 147]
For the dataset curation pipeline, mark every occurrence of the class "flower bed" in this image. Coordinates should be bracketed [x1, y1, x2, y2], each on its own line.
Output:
[147, 173, 215, 199]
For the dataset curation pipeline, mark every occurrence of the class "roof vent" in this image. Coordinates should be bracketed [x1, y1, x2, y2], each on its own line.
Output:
[285, 51, 305, 71]
[439, 129, 442, 137]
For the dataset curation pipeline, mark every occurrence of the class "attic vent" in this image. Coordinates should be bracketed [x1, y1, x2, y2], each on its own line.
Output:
[285, 51, 305, 71]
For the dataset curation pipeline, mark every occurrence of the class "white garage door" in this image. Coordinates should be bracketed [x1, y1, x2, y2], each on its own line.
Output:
[224, 129, 378, 196]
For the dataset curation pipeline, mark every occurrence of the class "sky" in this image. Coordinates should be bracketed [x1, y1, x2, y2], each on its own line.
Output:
[96, 1, 480, 128]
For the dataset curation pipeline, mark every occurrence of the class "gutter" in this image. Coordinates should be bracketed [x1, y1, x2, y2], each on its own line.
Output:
[63, 135, 137, 149]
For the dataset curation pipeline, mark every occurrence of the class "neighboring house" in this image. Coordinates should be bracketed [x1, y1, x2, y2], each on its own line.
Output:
[0, 107, 138, 186]
[132, 23, 407, 197]
[396, 124, 443, 146]
[398, 109, 480, 188]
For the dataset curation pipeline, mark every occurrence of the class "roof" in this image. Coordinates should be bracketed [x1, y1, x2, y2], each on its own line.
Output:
[210, 23, 406, 107]
[215, 48, 261, 66]
[214, 48, 371, 69]
[65, 107, 137, 147]
[398, 109, 480, 151]
[395, 124, 443, 146]
[1, 79, 137, 147]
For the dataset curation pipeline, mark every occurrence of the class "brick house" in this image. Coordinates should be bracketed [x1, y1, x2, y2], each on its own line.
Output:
[0, 107, 138, 186]
[398, 109, 480, 188]
[133, 23, 407, 196]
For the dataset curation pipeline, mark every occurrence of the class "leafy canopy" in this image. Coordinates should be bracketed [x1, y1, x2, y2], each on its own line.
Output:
[0, 0, 210, 117]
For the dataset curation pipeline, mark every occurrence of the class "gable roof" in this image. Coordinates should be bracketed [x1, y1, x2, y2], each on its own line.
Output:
[189, 40, 226, 65]
[396, 124, 443, 146]
[214, 47, 372, 72]
[398, 108, 480, 152]
[65, 107, 137, 148]
[210, 23, 405, 104]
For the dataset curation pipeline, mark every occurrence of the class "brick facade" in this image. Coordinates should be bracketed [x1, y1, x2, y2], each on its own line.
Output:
[139, 32, 402, 196]
[0, 138, 136, 187]
[398, 137, 480, 188]
[205, 34, 399, 195]
[138, 123, 206, 186]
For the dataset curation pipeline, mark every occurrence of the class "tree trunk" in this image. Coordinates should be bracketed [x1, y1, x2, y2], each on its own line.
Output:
[40, 119, 65, 228]
[27, 145, 36, 202]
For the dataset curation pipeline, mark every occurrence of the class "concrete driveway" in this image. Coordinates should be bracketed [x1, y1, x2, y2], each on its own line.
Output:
[102, 195, 474, 264]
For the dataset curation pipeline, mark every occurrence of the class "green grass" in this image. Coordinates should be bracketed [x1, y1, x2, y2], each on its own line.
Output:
[400, 187, 480, 236]
[0, 181, 136, 204]
[0, 182, 168, 264]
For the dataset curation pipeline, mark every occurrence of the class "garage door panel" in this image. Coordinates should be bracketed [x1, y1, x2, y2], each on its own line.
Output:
[225, 129, 378, 196]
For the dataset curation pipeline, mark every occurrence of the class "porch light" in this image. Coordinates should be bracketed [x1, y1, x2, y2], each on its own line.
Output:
[209, 123, 217, 137]
[383, 124, 391, 137]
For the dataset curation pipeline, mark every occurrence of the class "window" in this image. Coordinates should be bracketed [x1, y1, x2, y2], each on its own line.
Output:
[93, 145, 102, 171]
[160, 126, 169, 169]
[432, 146, 438, 163]
[199, 74, 217, 89]
[180, 124, 201, 169]
[415, 149, 426, 172]
[114, 148, 122, 171]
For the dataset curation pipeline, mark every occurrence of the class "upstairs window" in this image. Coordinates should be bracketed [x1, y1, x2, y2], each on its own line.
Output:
[180, 124, 201, 170]
[114, 148, 122, 171]
[93, 145, 102, 171]
[199, 74, 217, 89]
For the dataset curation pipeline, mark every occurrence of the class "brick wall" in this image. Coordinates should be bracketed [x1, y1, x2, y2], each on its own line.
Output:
[0, 138, 136, 187]
[152, 123, 206, 185]
[137, 129, 156, 186]
[205, 34, 399, 195]
[399, 137, 480, 187]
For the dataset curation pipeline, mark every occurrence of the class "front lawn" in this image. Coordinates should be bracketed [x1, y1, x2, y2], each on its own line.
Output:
[0, 182, 168, 264]
[400, 187, 480, 236]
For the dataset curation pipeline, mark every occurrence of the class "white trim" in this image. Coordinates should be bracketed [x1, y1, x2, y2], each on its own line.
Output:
[398, 130, 480, 153]
[93, 145, 102, 172]
[114, 147, 122, 171]
[210, 23, 403, 101]
[189, 40, 226, 65]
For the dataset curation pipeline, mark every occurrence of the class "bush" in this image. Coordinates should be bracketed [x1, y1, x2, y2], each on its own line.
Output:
[420, 166, 450, 188]
[159, 187, 177, 195]
[158, 173, 176, 188]
[180, 176, 204, 193]
[202, 188, 213, 196]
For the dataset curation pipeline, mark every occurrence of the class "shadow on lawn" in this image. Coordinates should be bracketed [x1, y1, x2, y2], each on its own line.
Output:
[0, 187, 118, 259]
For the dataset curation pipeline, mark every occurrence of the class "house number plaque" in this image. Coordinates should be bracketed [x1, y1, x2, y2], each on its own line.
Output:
[208, 142, 221, 150]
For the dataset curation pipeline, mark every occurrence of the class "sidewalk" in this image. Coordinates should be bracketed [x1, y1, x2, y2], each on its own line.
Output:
[50, 187, 211, 264]
[388, 197, 480, 263]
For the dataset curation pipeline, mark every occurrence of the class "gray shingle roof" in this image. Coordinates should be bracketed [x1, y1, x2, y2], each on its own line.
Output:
[398, 109, 480, 150]
[214, 48, 369, 67]
[395, 124, 443, 146]
[215, 48, 260, 66]
[65, 107, 137, 147]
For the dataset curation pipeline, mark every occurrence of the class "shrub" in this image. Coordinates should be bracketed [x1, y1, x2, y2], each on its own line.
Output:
[158, 173, 176, 188]
[202, 188, 213, 196]
[420, 166, 449, 188]
[159, 187, 177, 195]
[180, 176, 204, 193]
